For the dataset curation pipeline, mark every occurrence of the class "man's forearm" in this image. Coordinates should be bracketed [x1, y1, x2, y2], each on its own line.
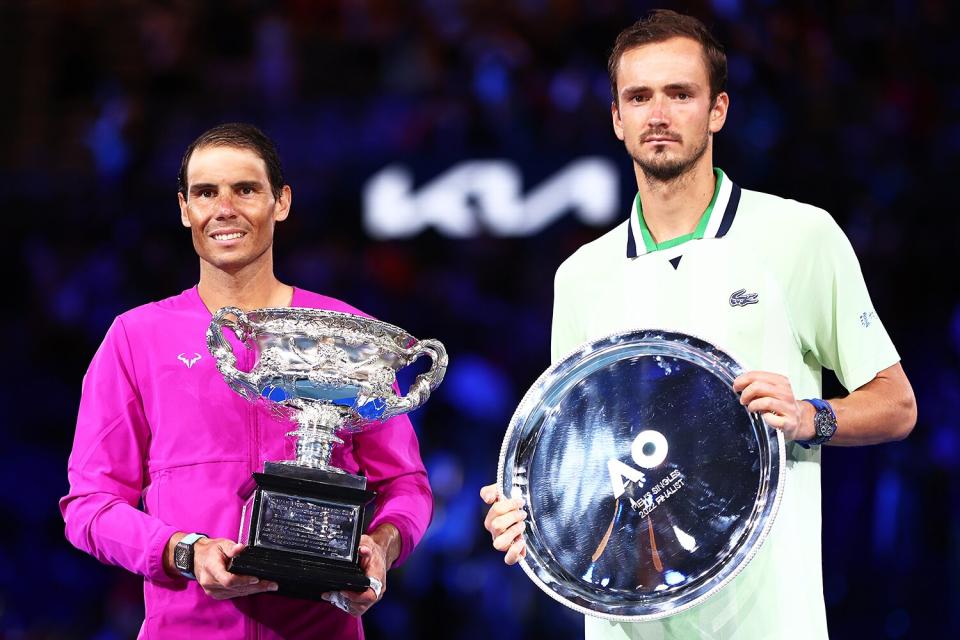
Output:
[825, 362, 917, 446]
[163, 532, 187, 577]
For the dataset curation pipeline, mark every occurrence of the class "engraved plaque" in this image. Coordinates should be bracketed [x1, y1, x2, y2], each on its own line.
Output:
[255, 491, 359, 561]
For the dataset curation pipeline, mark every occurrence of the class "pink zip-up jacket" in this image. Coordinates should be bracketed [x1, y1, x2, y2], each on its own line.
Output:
[60, 287, 433, 639]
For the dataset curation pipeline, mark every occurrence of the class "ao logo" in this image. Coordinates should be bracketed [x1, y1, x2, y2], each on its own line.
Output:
[608, 430, 668, 499]
[363, 158, 619, 238]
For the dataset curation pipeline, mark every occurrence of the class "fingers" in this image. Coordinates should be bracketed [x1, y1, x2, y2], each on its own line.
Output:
[734, 371, 788, 394]
[479, 484, 499, 504]
[341, 587, 378, 607]
[203, 542, 258, 588]
[744, 396, 792, 418]
[356, 535, 386, 583]
[732, 372, 753, 393]
[761, 412, 788, 430]
[493, 519, 526, 553]
[483, 496, 525, 534]
[358, 540, 373, 561]
[735, 379, 808, 440]
[733, 370, 783, 391]
[735, 373, 797, 413]
[481, 483, 528, 564]
[738, 380, 788, 406]
[357, 535, 384, 568]
[323, 588, 378, 617]
[738, 382, 771, 406]
[338, 534, 387, 615]
[194, 539, 278, 600]
[504, 536, 527, 565]
[489, 507, 527, 543]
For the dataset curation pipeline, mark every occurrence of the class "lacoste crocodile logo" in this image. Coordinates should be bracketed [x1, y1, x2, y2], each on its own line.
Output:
[177, 352, 202, 368]
[729, 289, 759, 307]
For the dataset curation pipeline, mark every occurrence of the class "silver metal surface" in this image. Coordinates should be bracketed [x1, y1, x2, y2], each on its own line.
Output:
[498, 329, 784, 621]
[208, 307, 447, 472]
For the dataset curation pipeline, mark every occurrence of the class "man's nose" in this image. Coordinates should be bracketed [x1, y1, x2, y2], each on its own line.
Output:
[216, 192, 238, 217]
[648, 96, 670, 127]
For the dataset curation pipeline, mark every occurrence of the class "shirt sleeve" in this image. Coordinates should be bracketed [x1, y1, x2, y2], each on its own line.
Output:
[59, 317, 180, 585]
[551, 259, 584, 364]
[789, 211, 900, 392]
[353, 411, 433, 567]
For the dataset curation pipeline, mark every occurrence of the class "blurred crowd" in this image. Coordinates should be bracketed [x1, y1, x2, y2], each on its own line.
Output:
[2, 1, 958, 638]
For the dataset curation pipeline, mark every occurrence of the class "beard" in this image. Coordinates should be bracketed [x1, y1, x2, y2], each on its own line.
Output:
[631, 128, 710, 183]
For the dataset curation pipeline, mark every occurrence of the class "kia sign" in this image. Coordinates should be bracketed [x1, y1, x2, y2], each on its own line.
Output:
[363, 158, 620, 238]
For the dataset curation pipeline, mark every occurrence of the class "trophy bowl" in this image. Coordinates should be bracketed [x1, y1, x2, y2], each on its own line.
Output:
[207, 306, 447, 598]
[498, 329, 784, 621]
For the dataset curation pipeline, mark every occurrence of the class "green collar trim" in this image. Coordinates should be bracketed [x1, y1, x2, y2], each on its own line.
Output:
[634, 168, 725, 253]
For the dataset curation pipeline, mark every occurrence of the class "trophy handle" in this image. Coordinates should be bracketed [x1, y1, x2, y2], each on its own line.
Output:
[207, 306, 257, 400]
[384, 339, 448, 418]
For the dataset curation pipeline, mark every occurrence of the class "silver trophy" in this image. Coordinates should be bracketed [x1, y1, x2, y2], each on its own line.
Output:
[499, 329, 784, 620]
[207, 306, 447, 598]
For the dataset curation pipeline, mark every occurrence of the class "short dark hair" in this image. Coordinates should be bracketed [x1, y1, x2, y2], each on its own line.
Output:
[608, 10, 727, 105]
[178, 123, 285, 199]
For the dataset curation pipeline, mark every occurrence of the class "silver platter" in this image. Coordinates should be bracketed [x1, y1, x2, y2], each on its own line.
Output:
[498, 329, 784, 621]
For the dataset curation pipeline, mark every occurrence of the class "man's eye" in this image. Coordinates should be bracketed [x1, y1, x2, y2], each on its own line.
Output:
[241, 187, 254, 195]
[676, 93, 689, 100]
[632, 95, 648, 103]
[200, 190, 215, 198]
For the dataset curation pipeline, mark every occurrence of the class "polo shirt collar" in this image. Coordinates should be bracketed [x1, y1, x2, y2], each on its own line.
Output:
[626, 168, 741, 259]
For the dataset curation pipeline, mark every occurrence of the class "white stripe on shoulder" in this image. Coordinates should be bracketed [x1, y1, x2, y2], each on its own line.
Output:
[703, 172, 733, 239]
[628, 194, 647, 256]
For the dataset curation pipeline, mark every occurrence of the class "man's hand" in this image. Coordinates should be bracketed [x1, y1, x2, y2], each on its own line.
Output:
[480, 484, 527, 565]
[733, 371, 814, 442]
[163, 533, 279, 599]
[322, 524, 400, 617]
[193, 538, 279, 599]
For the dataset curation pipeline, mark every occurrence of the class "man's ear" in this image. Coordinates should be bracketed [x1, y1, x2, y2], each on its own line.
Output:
[611, 100, 625, 141]
[178, 192, 191, 228]
[274, 185, 292, 222]
[709, 92, 729, 134]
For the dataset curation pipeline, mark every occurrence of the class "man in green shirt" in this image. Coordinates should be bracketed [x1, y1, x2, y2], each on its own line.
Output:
[482, 9, 916, 639]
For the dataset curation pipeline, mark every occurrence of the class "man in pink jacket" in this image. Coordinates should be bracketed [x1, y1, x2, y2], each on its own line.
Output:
[60, 123, 433, 639]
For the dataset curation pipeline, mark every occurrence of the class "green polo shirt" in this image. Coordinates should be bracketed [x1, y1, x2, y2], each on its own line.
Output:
[551, 171, 899, 640]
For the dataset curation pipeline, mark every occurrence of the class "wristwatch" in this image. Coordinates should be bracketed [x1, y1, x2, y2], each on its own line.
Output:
[796, 398, 837, 449]
[174, 532, 208, 580]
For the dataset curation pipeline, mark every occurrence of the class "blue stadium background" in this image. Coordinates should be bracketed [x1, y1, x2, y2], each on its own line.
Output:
[3, 1, 958, 638]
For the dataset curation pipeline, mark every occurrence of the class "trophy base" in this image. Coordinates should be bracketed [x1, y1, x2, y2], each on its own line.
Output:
[262, 461, 368, 490]
[229, 545, 371, 599]
[230, 462, 376, 599]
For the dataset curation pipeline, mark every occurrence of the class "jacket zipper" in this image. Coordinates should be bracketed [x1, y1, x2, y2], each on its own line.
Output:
[249, 347, 261, 477]
[245, 347, 260, 640]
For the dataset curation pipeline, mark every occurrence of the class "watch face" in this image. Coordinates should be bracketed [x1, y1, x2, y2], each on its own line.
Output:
[815, 409, 837, 438]
[174, 543, 193, 572]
